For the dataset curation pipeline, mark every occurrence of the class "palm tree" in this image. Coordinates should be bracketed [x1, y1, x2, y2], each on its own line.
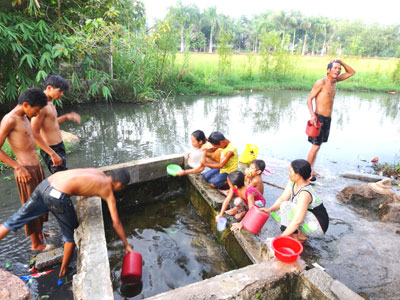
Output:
[204, 6, 218, 53]
[300, 19, 312, 55]
[270, 10, 293, 50]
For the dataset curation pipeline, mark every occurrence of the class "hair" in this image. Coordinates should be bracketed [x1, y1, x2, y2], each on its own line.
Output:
[191, 130, 206, 144]
[110, 169, 131, 186]
[18, 88, 47, 107]
[251, 159, 265, 172]
[228, 170, 245, 188]
[44, 74, 69, 92]
[291, 159, 312, 180]
[208, 131, 225, 145]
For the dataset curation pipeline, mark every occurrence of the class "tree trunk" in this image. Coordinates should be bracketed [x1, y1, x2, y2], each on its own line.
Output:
[57, 0, 61, 25]
[209, 25, 214, 53]
[291, 29, 296, 54]
[312, 32, 317, 56]
[180, 26, 185, 53]
[302, 31, 308, 56]
[321, 36, 326, 56]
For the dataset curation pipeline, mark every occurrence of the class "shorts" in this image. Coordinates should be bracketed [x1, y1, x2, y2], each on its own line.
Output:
[3, 178, 79, 242]
[14, 164, 47, 236]
[40, 141, 68, 174]
[203, 168, 228, 188]
[234, 198, 265, 213]
[308, 114, 331, 146]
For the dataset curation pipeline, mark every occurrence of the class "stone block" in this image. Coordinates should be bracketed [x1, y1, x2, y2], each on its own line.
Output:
[35, 247, 64, 269]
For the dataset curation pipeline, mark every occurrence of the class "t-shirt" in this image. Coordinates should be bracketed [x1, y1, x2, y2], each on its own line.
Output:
[233, 186, 266, 207]
[219, 142, 238, 174]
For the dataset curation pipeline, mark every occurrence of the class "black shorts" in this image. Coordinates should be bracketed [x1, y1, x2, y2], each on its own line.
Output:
[40, 141, 68, 174]
[308, 114, 331, 146]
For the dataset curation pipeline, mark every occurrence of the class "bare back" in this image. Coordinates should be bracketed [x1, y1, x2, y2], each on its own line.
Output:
[33, 101, 62, 146]
[48, 168, 112, 198]
[0, 109, 40, 166]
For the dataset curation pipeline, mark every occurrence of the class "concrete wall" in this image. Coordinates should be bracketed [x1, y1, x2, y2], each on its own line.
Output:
[73, 155, 363, 300]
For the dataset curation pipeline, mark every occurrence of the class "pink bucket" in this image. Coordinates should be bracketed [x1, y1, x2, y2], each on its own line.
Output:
[121, 252, 142, 283]
[242, 206, 269, 234]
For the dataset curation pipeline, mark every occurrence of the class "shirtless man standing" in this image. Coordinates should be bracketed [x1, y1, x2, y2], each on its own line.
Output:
[307, 59, 355, 180]
[0, 88, 51, 251]
[31, 74, 81, 173]
[0, 168, 133, 280]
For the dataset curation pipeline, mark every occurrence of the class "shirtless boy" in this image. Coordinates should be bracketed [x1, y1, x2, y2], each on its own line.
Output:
[306, 59, 355, 180]
[0, 168, 134, 279]
[31, 74, 81, 173]
[0, 88, 50, 251]
[245, 159, 265, 195]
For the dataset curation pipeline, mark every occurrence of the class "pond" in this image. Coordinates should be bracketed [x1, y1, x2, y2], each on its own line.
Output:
[0, 89, 399, 299]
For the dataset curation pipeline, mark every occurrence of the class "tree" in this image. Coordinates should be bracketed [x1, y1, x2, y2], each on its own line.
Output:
[203, 6, 218, 53]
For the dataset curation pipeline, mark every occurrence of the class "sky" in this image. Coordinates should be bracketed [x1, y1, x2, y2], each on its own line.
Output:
[143, 0, 399, 26]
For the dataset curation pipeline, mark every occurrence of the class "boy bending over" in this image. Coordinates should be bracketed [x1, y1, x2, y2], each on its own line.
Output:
[0, 168, 133, 279]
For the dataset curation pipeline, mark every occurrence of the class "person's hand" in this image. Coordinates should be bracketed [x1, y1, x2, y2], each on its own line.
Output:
[50, 152, 63, 166]
[176, 170, 185, 176]
[15, 166, 32, 183]
[216, 213, 223, 221]
[260, 207, 272, 214]
[230, 222, 243, 232]
[125, 244, 134, 253]
[66, 112, 81, 123]
[184, 152, 190, 160]
[310, 114, 318, 126]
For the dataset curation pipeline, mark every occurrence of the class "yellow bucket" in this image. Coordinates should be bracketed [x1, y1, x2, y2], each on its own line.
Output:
[239, 144, 259, 164]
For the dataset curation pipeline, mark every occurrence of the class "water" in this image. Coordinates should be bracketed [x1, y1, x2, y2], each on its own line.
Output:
[104, 195, 235, 299]
[0, 89, 399, 299]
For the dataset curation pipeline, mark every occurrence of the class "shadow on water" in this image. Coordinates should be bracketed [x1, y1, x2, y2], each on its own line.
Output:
[104, 195, 236, 300]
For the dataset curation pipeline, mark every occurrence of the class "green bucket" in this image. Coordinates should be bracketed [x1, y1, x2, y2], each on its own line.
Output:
[166, 164, 182, 176]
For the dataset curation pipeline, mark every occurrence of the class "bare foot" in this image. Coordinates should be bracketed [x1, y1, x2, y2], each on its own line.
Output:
[234, 211, 246, 220]
[31, 243, 55, 251]
[226, 207, 238, 216]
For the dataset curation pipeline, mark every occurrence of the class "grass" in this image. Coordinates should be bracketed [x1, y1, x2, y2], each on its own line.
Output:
[174, 53, 400, 95]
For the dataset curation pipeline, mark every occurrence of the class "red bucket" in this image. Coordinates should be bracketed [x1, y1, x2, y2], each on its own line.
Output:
[242, 205, 269, 234]
[271, 236, 303, 263]
[305, 120, 321, 138]
[121, 251, 142, 283]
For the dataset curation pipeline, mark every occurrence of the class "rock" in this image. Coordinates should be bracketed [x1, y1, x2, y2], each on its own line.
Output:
[61, 130, 80, 143]
[379, 202, 400, 222]
[337, 182, 400, 222]
[0, 268, 31, 300]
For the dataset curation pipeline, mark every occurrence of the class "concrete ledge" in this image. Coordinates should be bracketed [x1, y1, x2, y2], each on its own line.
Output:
[73, 196, 113, 300]
[298, 268, 364, 300]
[145, 261, 302, 300]
[100, 153, 184, 184]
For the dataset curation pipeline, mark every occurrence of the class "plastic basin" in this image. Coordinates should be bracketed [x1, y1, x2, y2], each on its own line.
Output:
[166, 164, 182, 176]
[271, 236, 303, 263]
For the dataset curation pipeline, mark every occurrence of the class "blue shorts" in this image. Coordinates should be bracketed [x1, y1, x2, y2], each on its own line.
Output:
[203, 168, 228, 188]
[3, 179, 78, 242]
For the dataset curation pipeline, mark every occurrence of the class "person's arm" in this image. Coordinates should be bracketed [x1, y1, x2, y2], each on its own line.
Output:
[281, 191, 311, 236]
[0, 117, 31, 183]
[103, 189, 133, 252]
[307, 80, 323, 126]
[203, 151, 233, 169]
[177, 164, 205, 176]
[57, 112, 81, 124]
[31, 111, 62, 166]
[334, 59, 356, 82]
[216, 188, 234, 220]
[246, 192, 255, 210]
[260, 181, 292, 214]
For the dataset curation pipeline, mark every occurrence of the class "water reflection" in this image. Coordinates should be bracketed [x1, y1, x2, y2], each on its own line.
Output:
[62, 90, 399, 175]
